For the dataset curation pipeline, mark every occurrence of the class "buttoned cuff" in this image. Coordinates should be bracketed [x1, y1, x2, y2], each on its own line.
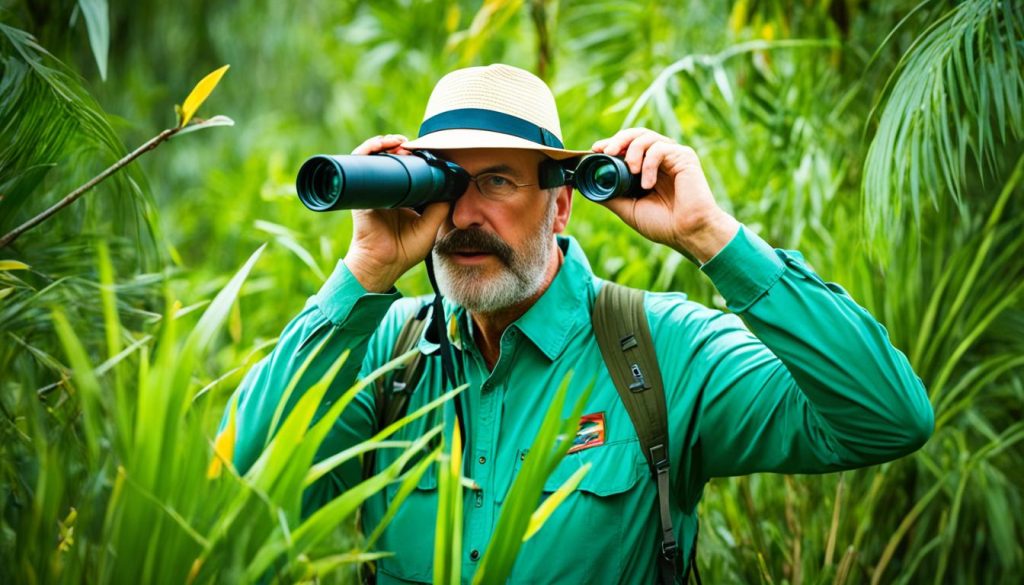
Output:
[313, 260, 402, 333]
[700, 225, 786, 312]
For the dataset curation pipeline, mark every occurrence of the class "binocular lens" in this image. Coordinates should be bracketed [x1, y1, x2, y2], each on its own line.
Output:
[299, 158, 344, 211]
[574, 154, 642, 202]
[593, 162, 619, 192]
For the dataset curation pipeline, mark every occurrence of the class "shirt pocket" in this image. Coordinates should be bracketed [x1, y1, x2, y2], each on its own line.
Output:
[374, 457, 438, 584]
[502, 439, 649, 584]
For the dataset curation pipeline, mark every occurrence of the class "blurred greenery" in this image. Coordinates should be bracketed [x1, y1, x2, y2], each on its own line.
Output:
[1, 0, 1022, 583]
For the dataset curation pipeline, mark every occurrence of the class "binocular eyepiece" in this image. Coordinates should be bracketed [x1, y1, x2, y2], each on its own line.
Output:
[295, 151, 647, 212]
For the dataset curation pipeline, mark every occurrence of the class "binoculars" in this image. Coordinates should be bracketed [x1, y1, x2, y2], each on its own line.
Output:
[296, 151, 648, 212]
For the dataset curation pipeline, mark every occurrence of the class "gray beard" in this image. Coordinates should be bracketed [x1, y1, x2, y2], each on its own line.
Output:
[432, 200, 556, 314]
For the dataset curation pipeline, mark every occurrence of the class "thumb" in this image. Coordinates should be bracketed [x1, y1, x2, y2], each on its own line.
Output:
[599, 196, 638, 229]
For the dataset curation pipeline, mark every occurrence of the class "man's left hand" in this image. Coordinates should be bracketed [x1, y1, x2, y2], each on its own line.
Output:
[592, 128, 740, 263]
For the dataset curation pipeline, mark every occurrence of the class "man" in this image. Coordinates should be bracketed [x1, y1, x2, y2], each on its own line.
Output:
[227, 64, 933, 584]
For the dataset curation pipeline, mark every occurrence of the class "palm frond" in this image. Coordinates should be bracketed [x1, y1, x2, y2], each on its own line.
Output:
[862, 0, 1024, 240]
[0, 23, 156, 263]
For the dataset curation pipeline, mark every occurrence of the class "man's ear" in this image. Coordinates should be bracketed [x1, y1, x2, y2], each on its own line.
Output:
[552, 185, 572, 233]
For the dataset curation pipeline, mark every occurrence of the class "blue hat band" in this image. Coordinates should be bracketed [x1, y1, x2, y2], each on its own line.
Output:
[417, 108, 564, 149]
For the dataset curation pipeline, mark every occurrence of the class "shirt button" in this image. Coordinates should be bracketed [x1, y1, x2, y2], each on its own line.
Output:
[470, 549, 480, 561]
[478, 456, 486, 464]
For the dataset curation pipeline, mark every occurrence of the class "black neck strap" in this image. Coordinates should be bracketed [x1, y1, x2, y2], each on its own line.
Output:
[424, 254, 467, 448]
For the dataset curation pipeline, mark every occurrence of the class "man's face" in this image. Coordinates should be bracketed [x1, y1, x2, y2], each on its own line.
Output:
[431, 148, 571, 314]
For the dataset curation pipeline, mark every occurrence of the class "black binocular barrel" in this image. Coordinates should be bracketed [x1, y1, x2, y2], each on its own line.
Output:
[296, 151, 647, 211]
[296, 154, 459, 211]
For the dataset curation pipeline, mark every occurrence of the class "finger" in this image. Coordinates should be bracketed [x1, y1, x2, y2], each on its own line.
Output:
[352, 134, 407, 155]
[384, 134, 411, 153]
[415, 201, 452, 238]
[351, 135, 384, 155]
[598, 194, 638, 230]
[640, 142, 674, 189]
[623, 132, 671, 176]
[595, 128, 649, 156]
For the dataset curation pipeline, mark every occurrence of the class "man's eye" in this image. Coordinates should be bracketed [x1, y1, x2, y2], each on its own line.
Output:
[484, 174, 512, 188]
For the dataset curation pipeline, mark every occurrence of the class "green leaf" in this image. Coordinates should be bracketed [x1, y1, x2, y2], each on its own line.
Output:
[173, 115, 236, 137]
[77, 0, 109, 80]
[182, 243, 264, 362]
[51, 309, 104, 461]
[363, 450, 440, 549]
[245, 433, 442, 581]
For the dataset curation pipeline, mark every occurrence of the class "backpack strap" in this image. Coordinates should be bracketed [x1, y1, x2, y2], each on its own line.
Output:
[362, 301, 431, 481]
[592, 282, 682, 585]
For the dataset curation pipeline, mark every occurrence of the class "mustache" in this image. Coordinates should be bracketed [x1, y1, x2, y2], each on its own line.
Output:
[434, 229, 514, 264]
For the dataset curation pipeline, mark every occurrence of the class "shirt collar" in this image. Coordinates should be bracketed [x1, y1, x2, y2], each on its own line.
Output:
[511, 235, 594, 361]
[416, 235, 595, 361]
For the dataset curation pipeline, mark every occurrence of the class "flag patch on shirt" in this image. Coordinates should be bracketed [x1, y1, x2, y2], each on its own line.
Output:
[568, 412, 606, 454]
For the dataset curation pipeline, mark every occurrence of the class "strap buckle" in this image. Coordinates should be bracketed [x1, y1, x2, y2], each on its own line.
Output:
[660, 539, 679, 561]
[649, 444, 669, 472]
[628, 362, 650, 392]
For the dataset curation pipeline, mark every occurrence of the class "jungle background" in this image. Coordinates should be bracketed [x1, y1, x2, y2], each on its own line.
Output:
[2, 0, 1023, 583]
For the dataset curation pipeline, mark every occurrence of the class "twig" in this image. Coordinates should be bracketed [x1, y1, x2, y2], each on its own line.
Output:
[0, 127, 179, 248]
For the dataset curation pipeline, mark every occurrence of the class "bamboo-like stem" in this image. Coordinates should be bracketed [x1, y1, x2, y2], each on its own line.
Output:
[824, 474, 844, 568]
[0, 127, 179, 248]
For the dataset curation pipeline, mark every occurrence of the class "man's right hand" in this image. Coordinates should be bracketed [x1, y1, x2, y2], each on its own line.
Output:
[343, 135, 451, 292]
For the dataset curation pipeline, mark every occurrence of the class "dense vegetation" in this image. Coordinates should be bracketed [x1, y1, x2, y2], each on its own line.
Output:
[1, 0, 1022, 583]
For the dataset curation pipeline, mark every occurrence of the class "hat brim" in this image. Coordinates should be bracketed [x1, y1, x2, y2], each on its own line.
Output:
[403, 129, 591, 161]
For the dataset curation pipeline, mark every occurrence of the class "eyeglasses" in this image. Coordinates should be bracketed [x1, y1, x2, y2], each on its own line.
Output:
[465, 172, 536, 201]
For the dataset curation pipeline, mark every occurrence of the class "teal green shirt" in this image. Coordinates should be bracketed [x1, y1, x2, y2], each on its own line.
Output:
[229, 227, 933, 584]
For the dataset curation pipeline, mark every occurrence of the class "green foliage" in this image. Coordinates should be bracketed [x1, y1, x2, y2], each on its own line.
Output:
[2, 0, 1023, 583]
[4, 243, 459, 583]
[0, 22, 154, 252]
[863, 0, 1024, 242]
[76, 0, 109, 80]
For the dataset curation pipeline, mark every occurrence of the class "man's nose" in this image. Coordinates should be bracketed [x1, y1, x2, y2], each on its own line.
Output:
[450, 180, 488, 230]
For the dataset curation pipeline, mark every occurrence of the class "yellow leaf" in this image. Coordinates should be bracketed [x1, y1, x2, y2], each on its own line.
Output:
[0, 288, 13, 300]
[0, 260, 30, 271]
[450, 421, 462, 479]
[522, 462, 591, 542]
[187, 558, 203, 585]
[179, 65, 230, 128]
[229, 299, 242, 343]
[728, 0, 749, 34]
[207, 396, 238, 479]
[445, 4, 461, 33]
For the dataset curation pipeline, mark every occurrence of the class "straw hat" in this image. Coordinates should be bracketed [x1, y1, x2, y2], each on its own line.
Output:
[403, 64, 590, 160]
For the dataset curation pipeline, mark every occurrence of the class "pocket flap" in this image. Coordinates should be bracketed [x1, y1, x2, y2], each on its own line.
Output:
[543, 439, 646, 496]
[496, 440, 647, 502]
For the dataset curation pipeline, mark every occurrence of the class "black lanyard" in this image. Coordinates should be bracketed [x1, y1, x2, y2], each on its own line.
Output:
[423, 253, 467, 454]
